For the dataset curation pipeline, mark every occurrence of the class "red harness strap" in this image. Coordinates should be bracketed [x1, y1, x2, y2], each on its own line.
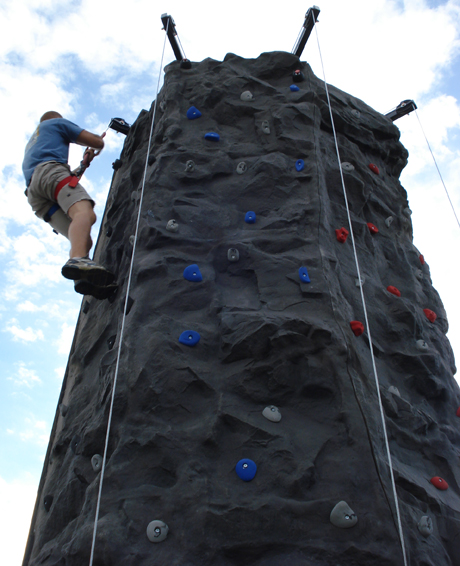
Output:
[54, 175, 79, 200]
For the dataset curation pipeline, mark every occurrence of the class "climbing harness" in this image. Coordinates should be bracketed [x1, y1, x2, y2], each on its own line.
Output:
[414, 109, 460, 230]
[43, 203, 60, 223]
[53, 175, 79, 200]
[43, 169, 84, 225]
[88, 18, 170, 566]
[312, 12, 409, 566]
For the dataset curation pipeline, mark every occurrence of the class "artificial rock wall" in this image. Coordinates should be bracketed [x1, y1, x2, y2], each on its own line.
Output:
[23, 51, 460, 566]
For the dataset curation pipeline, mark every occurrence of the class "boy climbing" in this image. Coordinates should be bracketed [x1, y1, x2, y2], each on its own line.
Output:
[22, 111, 116, 300]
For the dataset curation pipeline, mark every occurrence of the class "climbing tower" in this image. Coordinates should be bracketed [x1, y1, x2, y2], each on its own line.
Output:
[23, 51, 459, 566]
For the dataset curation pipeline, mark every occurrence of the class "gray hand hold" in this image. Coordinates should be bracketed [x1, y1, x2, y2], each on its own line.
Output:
[236, 162, 247, 174]
[91, 454, 103, 472]
[351, 109, 361, 119]
[403, 207, 412, 217]
[417, 515, 433, 537]
[227, 248, 239, 262]
[185, 160, 195, 172]
[261, 120, 270, 134]
[262, 405, 282, 422]
[330, 501, 358, 528]
[388, 386, 400, 397]
[341, 162, 354, 172]
[416, 339, 429, 352]
[240, 91, 254, 101]
[166, 220, 179, 233]
[146, 520, 169, 543]
[385, 216, 393, 228]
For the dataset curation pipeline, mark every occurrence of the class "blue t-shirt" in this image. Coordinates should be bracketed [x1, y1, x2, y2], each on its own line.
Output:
[22, 118, 83, 186]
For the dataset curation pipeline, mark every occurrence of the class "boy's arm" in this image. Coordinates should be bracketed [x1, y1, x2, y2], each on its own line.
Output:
[75, 130, 105, 150]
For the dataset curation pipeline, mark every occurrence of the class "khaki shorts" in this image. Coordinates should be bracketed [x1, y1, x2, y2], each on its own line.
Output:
[27, 161, 95, 239]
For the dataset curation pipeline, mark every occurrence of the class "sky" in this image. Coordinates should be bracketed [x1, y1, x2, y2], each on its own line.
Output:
[1, 0, 460, 564]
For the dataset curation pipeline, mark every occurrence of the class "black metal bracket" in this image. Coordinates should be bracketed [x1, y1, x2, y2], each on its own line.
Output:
[292, 6, 321, 58]
[161, 13, 186, 61]
[108, 118, 131, 135]
[385, 100, 417, 121]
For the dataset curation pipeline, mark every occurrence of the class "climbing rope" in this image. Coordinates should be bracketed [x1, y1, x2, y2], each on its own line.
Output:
[88, 19, 170, 566]
[177, 33, 187, 61]
[312, 14, 408, 566]
[414, 109, 460, 230]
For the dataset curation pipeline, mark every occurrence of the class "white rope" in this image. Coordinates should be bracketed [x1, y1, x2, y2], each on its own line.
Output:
[312, 14, 408, 566]
[88, 19, 170, 566]
[177, 34, 187, 60]
[291, 27, 304, 54]
[414, 109, 460, 230]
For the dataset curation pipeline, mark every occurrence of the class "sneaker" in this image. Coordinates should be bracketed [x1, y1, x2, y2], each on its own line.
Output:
[74, 280, 118, 300]
[62, 257, 115, 287]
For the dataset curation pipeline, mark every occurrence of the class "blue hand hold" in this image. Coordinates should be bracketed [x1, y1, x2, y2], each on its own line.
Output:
[183, 264, 203, 282]
[299, 267, 311, 283]
[290, 85, 300, 92]
[245, 211, 256, 224]
[204, 132, 220, 141]
[295, 159, 305, 172]
[179, 330, 201, 347]
[235, 459, 257, 481]
[186, 106, 202, 120]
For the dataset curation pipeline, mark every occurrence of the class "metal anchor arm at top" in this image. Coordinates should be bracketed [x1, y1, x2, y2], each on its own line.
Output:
[161, 13, 187, 61]
[385, 99, 417, 121]
[292, 6, 321, 58]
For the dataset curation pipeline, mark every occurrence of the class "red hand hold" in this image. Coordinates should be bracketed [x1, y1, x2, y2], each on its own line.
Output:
[368, 163, 379, 175]
[419, 254, 425, 265]
[423, 309, 437, 323]
[387, 286, 401, 297]
[367, 222, 379, 234]
[350, 321, 364, 336]
[430, 476, 448, 490]
[456, 407, 460, 417]
[335, 227, 349, 243]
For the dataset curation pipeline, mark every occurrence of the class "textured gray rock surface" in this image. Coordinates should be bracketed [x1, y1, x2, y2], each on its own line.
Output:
[23, 52, 460, 566]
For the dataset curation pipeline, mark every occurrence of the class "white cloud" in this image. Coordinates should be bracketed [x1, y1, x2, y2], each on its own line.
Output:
[54, 366, 66, 380]
[0, 475, 37, 566]
[8, 362, 42, 388]
[398, 95, 460, 174]
[18, 417, 49, 447]
[16, 301, 41, 313]
[16, 299, 79, 323]
[102, 129, 126, 153]
[0, 0, 164, 79]
[4, 319, 44, 343]
[0, 63, 75, 167]
[2, 225, 69, 300]
[55, 322, 75, 355]
[301, 0, 460, 112]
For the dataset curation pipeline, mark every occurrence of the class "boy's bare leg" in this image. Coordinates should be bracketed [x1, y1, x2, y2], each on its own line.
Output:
[67, 200, 96, 258]
[61, 200, 115, 288]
